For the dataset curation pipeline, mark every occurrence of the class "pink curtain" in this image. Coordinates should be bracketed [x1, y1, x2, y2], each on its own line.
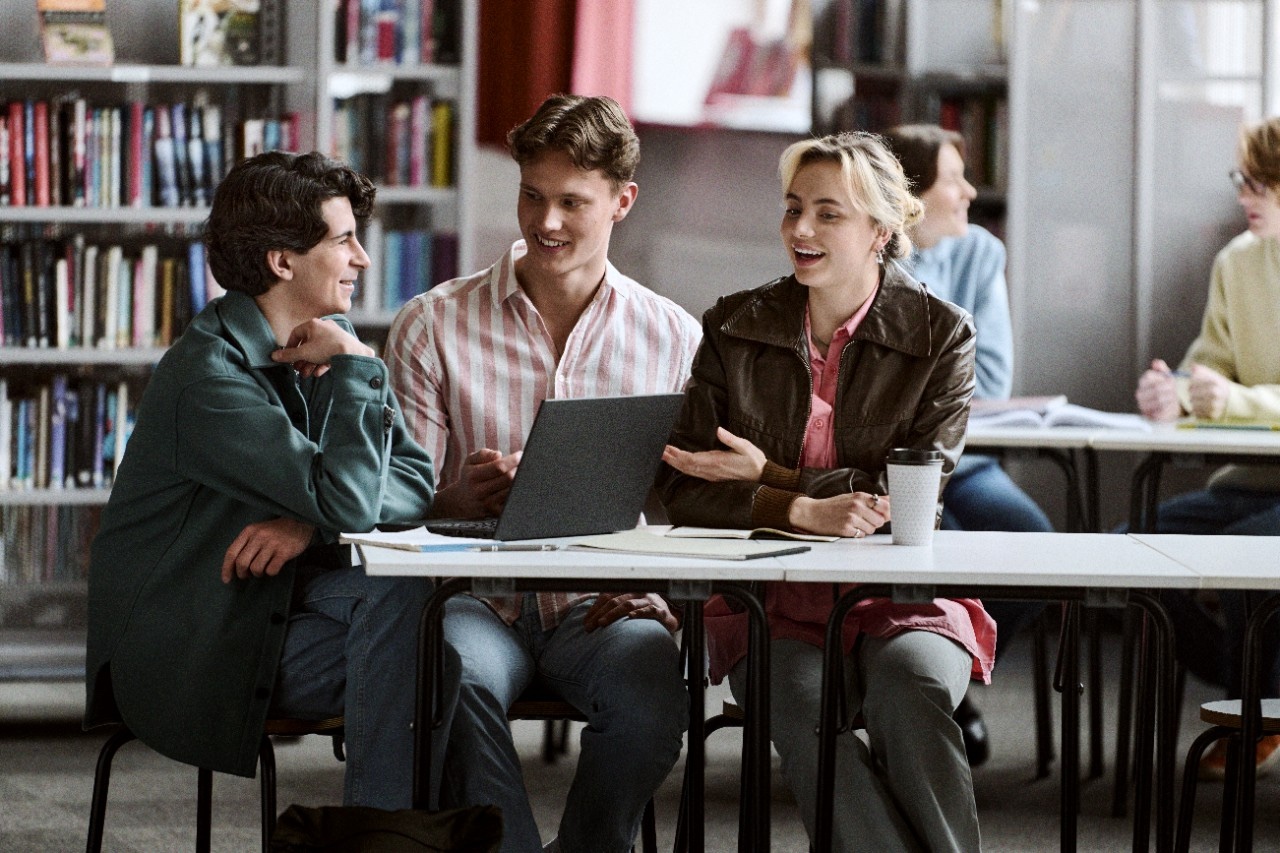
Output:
[571, 0, 634, 112]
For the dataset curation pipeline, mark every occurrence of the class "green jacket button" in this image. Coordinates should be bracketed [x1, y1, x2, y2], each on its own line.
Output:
[369, 376, 383, 389]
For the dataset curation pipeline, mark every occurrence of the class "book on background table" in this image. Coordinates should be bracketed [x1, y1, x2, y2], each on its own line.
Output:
[666, 525, 839, 543]
[566, 529, 810, 561]
[969, 395, 1150, 431]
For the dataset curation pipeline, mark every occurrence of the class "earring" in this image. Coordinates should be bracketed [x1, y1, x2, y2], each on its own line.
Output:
[876, 246, 885, 266]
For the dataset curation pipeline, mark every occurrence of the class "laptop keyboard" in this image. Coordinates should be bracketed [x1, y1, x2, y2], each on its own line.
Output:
[425, 518, 500, 538]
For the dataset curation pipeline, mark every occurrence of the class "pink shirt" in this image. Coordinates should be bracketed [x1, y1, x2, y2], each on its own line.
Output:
[705, 285, 996, 684]
[386, 241, 702, 628]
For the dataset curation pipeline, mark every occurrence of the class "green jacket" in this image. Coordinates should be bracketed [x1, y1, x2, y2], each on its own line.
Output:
[84, 291, 435, 777]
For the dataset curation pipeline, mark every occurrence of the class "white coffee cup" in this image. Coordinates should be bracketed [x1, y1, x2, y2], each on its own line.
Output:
[885, 448, 944, 546]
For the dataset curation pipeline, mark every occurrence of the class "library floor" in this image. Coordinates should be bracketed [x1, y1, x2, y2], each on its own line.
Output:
[3, 624, 1279, 852]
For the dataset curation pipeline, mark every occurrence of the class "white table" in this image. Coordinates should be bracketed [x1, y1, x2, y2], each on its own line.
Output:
[774, 531, 1199, 853]
[966, 425, 1100, 532]
[1089, 424, 1280, 533]
[1131, 534, 1280, 852]
[359, 538, 786, 853]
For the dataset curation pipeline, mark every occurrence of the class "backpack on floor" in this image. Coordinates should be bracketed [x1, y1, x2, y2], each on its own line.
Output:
[269, 804, 502, 852]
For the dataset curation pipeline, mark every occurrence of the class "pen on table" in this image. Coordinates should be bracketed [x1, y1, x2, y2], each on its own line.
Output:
[469, 544, 560, 552]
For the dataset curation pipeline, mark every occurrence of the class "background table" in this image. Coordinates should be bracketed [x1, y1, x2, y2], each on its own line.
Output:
[1089, 425, 1280, 533]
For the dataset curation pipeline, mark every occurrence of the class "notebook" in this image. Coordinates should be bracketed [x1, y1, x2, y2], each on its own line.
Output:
[426, 394, 685, 541]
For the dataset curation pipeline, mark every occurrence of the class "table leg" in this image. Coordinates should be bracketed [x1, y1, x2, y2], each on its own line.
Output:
[716, 583, 772, 853]
[413, 576, 470, 810]
[682, 595, 707, 853]
[1130, 592, 1178, 853]
[1060, 601, 1081, 850]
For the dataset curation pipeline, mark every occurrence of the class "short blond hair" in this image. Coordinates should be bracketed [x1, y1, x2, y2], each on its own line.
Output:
[779, 132, 924, 259]
[1239, 117, 1280, 191]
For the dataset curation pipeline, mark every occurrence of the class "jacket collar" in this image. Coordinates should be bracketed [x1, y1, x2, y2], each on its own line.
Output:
[216, 290, 285, 370]
[720, 262, 934, 358]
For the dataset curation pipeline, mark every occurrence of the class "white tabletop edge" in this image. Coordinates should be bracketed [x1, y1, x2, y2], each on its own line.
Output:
[1128, 533, 1280, 590]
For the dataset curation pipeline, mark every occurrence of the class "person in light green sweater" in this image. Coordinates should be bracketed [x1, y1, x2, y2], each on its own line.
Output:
[1134, 115, 1280, 780]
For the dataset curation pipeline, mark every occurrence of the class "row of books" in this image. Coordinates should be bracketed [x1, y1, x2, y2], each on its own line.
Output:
[0, 97, 299, 210]
[357, 223, 458, 315]
[0, 504, 100, 586]
[332, 96, 455, 189]
[0, 376, 133, 494]
[0, 238, 220, 351]
[927, 93, 1009, 191]
[814, 0, 905, 66]
[334, 0, 461, 66]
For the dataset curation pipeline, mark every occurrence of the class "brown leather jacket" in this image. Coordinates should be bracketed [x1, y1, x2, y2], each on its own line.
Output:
[657, 263, 976, 530]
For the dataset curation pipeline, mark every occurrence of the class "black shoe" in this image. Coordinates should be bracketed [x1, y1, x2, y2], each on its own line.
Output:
[954, 695, 989, 767]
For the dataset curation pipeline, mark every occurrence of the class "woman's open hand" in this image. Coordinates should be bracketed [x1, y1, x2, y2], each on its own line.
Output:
[662, 427, 766, 483]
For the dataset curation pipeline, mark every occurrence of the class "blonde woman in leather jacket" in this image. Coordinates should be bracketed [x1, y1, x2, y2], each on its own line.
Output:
[658, 132, 995, 852]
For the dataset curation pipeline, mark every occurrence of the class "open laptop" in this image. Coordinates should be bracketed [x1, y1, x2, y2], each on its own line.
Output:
[426, 394, 685, 541]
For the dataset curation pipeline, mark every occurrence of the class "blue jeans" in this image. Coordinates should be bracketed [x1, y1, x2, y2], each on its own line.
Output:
[441, 593, 687, 853]
[270, 566, 439, 810]
[943, 455, 1054, 660]
[1145, 488, 1280, 698]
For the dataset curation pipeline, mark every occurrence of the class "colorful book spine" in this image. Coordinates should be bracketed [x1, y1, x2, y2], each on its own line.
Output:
[33, 100, 50, 206]
[430, 100, 452, 187]
[9, 100, 25, 207]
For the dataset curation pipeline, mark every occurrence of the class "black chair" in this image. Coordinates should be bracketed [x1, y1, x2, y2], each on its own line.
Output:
[1175, 698, 1280, 853]
[85, 715, 345, 853]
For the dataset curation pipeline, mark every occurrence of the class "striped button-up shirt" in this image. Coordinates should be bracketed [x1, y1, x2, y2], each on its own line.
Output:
[385, 240, 703, 627]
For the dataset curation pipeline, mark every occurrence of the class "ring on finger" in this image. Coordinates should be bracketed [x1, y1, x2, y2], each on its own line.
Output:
[853, 529, 864, 539]
[869, 494, 879, 508]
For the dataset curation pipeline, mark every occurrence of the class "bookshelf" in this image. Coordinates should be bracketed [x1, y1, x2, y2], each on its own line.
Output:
[0, 0, 477, 680]
[313, 0, 476, 329]
[812, 0, 1009, 229]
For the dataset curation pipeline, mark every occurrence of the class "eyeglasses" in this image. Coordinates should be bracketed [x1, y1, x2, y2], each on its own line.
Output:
[1229, 169, 1267, 196]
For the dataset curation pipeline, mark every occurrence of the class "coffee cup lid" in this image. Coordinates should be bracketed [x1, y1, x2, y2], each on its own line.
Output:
[887, 447, 943, 464]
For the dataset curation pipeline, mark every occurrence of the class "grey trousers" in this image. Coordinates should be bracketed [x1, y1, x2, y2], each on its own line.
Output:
[728, 632, 980, 852]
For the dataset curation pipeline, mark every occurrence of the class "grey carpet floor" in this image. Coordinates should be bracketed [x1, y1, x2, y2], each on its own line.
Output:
[2, 623, 1276, 852]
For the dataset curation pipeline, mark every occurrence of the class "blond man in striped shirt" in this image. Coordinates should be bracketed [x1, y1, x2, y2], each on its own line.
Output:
[386, 95, 701, 853]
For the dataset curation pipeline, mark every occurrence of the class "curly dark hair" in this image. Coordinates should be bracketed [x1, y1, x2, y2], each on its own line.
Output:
[204, 151, 376, 297]
[506, 94, 640, 190]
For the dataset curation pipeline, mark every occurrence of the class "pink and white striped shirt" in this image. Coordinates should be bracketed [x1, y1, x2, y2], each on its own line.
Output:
[385, 240, 703, 627]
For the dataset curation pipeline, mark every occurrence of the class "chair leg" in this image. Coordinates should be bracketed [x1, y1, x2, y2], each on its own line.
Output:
[639, 798, 657, 853]
[540, 719, 557, 764]
[196, 767, 213, 853]
[85, 727, 137, 853]
[1175, 725, 1230, 853]
[259, 736, 279, 852]
[1221, 734, 1241, 853]
[674, 713, 743, 853]
[1033, 611, 1054, 779]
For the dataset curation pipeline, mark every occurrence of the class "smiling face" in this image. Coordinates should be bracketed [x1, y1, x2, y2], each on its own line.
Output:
[915, 143, 976, 248]
[515, 149, 636, 290]
[781, 160, 887, 295]
[1236, 167, 1280, 241]
[275, 196, 370, 317]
